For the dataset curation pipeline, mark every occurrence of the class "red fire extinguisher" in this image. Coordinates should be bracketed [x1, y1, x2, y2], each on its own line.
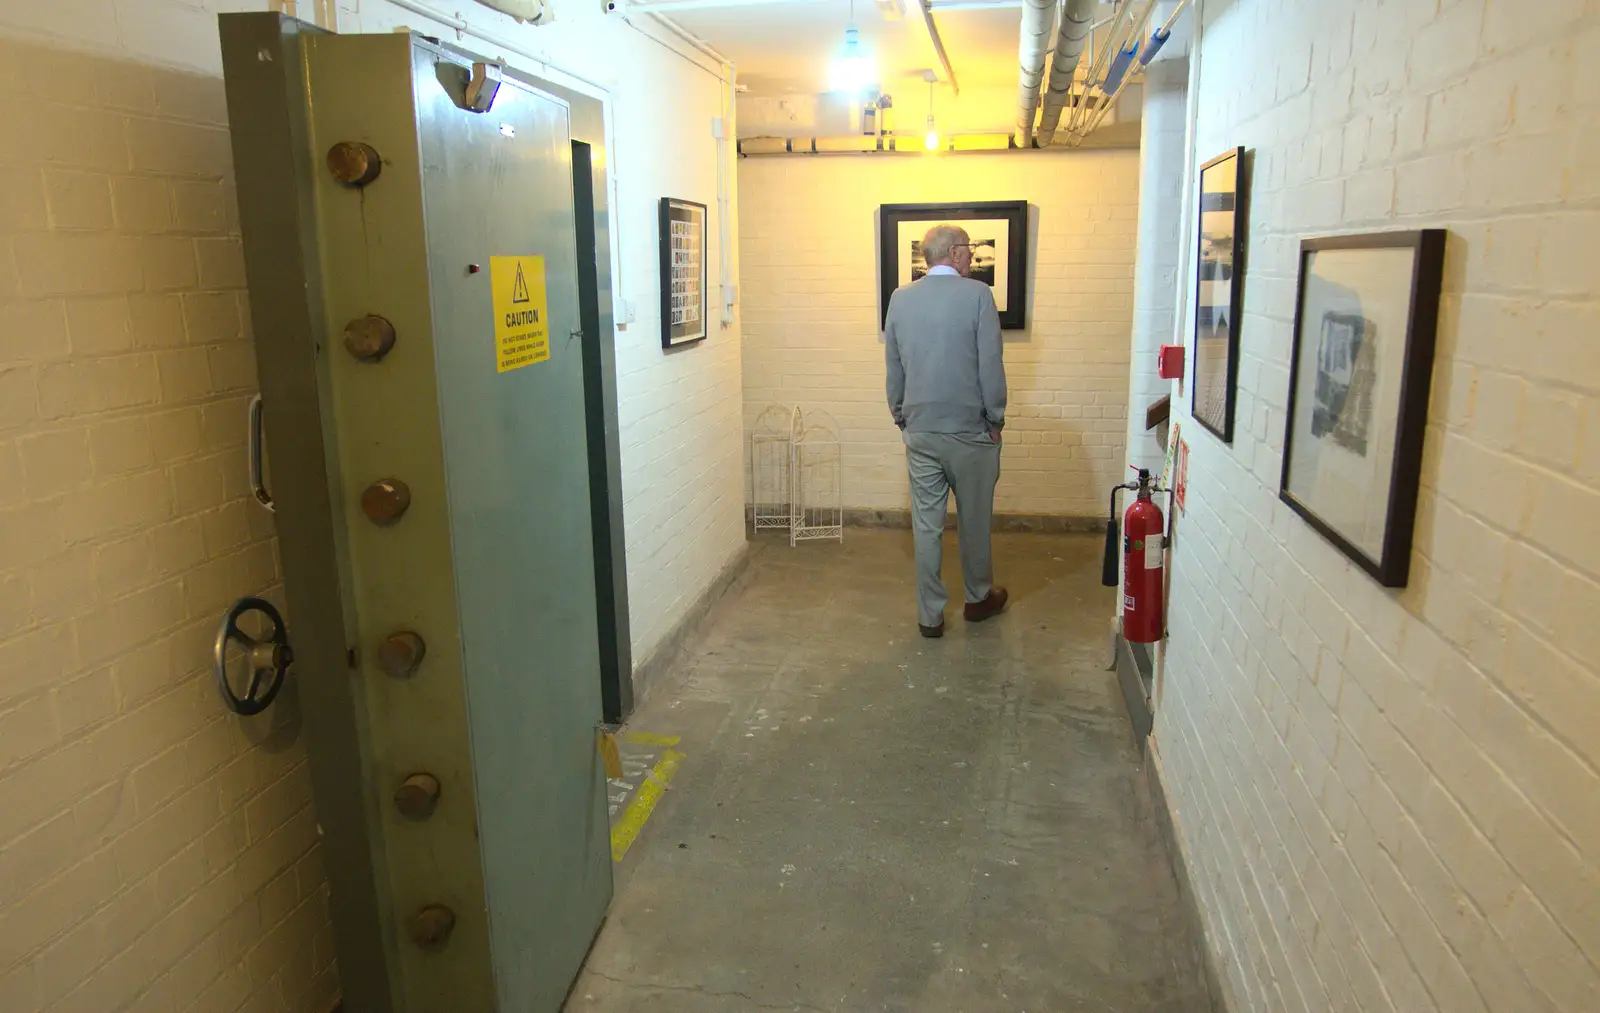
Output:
[1101, 467, 1166, 644]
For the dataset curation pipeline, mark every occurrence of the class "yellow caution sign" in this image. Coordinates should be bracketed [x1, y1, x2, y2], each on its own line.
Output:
[491, 255, 550, 372]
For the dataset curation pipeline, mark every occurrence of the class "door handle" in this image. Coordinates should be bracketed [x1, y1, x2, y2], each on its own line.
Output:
[213, 597, 293, 716]
[248, 394, 274, 513]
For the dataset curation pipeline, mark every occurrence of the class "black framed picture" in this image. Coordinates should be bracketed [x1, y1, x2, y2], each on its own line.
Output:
[878, 201, 1029, 330]
[1192, 146, 1248, 442]
[1280, 229, 1446, 587]
[659, 197, 707, 348]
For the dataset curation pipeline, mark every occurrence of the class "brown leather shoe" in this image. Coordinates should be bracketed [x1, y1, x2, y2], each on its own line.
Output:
[919, 620, 945, 639]
[963, 587, 1009, 623]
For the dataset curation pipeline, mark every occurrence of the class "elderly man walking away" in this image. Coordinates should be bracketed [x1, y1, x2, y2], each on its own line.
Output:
[884, 224, 1009, 639]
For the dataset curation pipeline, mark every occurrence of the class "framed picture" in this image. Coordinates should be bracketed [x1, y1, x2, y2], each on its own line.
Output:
[1192, 146, 1248, 442]
[1280, 229, 1446, 587]
[659, 197, 707, 348]
[878, 201, 1029, 330]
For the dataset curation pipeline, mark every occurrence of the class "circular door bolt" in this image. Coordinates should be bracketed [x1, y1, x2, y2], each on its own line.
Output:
[411, 904, 457, 949]
[344, 314, 396, 362]
[361, 478, 411, 525]
[327, 141, 382, 186]
[377, 631, 426, 678]
[394, 773, 441, 820]
[377, 631, 426, 679]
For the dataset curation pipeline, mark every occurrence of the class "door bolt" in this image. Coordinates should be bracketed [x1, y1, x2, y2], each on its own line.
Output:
[376, 631, 426, 679]
[411, 904, 456, 949]
[326, 141, 382, 186]
[394, 773, 442, 820]
[361, 478, 411, 525]
[344, 314, 397, 362]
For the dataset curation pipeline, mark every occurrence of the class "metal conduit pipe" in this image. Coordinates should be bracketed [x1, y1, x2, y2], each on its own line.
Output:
[915, 0, 961, 95]
[1036, 0, 1095, 147]
[1014, 0, 1056, 148]
[738, 133, 1017, 155]
[1073, 0, 1189, 143]
[1070, 11, 1152, 142]
[1065, 0, 1134, 136]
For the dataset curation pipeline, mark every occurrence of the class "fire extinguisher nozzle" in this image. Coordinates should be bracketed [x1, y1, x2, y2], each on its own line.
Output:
[1101, 517, 1119, 587]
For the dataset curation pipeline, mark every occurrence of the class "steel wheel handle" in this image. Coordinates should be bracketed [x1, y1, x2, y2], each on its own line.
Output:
[213, 597, 293, 716]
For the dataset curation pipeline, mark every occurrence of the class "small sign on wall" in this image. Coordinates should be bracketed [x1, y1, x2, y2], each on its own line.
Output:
[1175, 435, 1188, 514]
[491, 255, 550, 373]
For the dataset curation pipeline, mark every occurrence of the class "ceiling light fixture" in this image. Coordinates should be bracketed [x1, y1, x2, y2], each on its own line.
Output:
[829, 0, 875, 95]
[923, 71, 940, 151]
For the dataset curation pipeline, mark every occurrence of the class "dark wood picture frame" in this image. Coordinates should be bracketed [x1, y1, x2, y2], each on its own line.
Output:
[1191, 147, 1248, 442]
[878, 200, 1029, 330]
[659, 197, 708, 349]
[1279, 229, 1447, 587]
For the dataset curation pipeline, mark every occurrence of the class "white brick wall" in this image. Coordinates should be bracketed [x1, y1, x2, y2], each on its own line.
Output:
[739, 151, 1138, 516]
[1152, 2, 1600, 1012]
[0, 20, 333, 1013]
[0, 0, 744, 1008]
[1126, 58, 1188, 474]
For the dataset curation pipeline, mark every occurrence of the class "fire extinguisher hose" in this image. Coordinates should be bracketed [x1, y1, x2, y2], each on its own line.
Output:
[1101, 487, 1121, 587]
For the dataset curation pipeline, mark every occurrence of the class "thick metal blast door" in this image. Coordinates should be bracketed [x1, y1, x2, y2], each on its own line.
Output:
[220, 15, 610, 1012]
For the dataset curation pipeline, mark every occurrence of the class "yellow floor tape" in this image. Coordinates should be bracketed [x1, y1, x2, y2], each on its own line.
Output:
[609, 733, 684, 863]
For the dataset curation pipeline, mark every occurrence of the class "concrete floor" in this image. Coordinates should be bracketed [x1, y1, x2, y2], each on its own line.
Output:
[571, 530, 1210, 1012]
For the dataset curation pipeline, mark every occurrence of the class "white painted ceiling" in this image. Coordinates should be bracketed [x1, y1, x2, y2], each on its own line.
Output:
[666, 0, 1038, 96]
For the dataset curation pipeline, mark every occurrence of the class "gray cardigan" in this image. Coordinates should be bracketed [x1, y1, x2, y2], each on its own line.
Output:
[884, 274, 1008, 435]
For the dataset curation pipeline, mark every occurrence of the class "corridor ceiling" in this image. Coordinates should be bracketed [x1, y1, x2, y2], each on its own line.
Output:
[662, 0, 1075, 95]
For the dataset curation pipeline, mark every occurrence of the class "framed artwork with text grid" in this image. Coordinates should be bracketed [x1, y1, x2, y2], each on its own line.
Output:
[659, 197, 708, 349]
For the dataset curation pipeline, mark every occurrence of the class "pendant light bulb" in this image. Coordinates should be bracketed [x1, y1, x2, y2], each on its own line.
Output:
[830, 24, 873, 94]
[923, 76, 940, 151]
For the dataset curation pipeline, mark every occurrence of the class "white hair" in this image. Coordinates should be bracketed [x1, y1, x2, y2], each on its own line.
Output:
[920, 224, 969, 267]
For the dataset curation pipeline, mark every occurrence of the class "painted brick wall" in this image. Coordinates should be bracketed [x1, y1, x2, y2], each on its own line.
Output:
[1152, 2, 1600, 1012]
[0, 0, 742, 1009]
[738, 151, 1138, 517]
[0, 21, 334, 1013]
[1125, 58, 1188, 474]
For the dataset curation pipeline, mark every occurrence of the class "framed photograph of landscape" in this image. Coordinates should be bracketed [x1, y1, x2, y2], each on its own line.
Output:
[1280, 229, 1447, 587]
[660, 197, 708, 349]
[878, 201, 1029, 330]
[1192, 146, 1248, 442]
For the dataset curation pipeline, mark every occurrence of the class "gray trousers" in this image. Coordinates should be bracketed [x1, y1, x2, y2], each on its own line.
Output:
[903, 431, 1001, 626]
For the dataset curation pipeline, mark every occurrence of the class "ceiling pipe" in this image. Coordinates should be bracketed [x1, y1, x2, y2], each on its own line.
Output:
[1064, 0, 1134, 136]
[739, 133, 1018, 155]
[912, 0, 961, 95]
[1072, 0, 1187, 143]
[1068, 0, 1157, 141]
[1014, 0, 1056, 147]
[1035, 0, 1095, 146]
[620, 0, 822, 10]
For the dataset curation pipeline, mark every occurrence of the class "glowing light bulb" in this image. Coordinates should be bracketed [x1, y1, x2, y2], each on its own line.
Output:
[829, 26, 874, 94]
[925, 129, 939, 150]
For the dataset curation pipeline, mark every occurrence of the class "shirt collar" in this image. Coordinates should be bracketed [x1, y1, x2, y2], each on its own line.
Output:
[925, 265, 960, 277]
